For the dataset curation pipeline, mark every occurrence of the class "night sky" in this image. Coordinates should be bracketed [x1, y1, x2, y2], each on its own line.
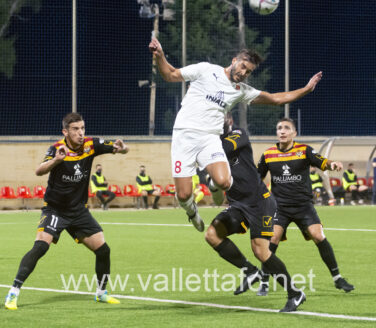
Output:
[0, 0, 375, 136]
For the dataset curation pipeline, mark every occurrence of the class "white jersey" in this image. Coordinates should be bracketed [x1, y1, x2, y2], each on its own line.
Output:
[173, 62, 261, 134]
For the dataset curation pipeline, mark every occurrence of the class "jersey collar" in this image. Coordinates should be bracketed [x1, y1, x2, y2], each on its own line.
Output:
[276, 141, 296, 153]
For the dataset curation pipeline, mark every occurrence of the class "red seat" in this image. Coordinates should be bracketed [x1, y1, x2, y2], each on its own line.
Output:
[152, 184, 164, 195]
[329, 178, 341, 188]
[88, 190, 96, 198]
[124, 185, 140, 197]
[33, 185, 46, 198]
[17, 186, 33, 199]
[357, 177, 367, 186]
[198, 184, 211, 196]
[164, 184, 176, 196]
[367, 177, 374, 188]
[109, 184, 123, 197]
[1, 186, 17, 199]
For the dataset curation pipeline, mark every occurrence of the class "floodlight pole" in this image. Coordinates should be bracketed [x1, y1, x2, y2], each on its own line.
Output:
[72, 0, 77, 113]
[284, 0, 289, 118]
[181, 0, 187, 98]
[149, 4, 159, 136]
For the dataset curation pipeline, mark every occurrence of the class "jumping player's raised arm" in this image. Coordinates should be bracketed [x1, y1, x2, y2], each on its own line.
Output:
[149, 38, 184, 83]
[252, 71, 323, 106]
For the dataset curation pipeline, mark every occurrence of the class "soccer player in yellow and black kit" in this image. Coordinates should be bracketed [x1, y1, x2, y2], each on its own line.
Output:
[256, 118, 354, 296]
[205, 114, 306, 312]
[5, 113, 129, 310]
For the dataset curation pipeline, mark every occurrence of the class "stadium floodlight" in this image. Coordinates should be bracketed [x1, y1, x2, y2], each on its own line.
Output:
[162, 0, 175, 21]
[137, 0, 155, 18]
[138, 80, 150, 88]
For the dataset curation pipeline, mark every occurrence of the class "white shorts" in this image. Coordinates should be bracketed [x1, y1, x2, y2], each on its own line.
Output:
[171, 129, 229, 177]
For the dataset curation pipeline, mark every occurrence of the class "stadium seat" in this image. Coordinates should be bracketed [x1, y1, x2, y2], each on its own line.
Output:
[198, 184, 211, 196]
[367, 177, 374, 188]
[124, 185, 141, 208]
[329, 177, 341, 188]
[17, 186, 33, 199]
[1, 186, 17, 199]
[33, 185, 46, 198]
[109, 184, 123, 197]
[164, 184, 176, 195]
[88, 190, 96, 198]
[152, 184, 164, 194]
[357, 177, 367, 187]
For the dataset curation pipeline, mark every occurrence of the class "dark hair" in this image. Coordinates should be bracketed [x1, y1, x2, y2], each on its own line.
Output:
[96, 164, 102, 168]
[277, 117, 296, 130]
[236, 49, 263, 66]
[62, 112, 84, 129]
[348, 163, 354, 167]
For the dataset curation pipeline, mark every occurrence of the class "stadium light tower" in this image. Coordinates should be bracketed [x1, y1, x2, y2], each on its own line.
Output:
[284, 0, 290, 118]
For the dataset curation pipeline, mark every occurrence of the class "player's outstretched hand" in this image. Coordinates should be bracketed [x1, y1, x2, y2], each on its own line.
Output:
[306, 71, 323, 92]
[55, 145, 68, 161]
[113, 139, 129, 154]
[149, 38, 163, 57]
[330, 161, 343, 172]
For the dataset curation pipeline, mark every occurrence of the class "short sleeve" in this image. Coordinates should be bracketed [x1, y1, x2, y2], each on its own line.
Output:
[242, 85, 261, 104]
[93, 138, 114, 156]
[180, 62, 210, 82]
[42, 145, 56, 163]
[257, 153, 269, 179]
[306, 146, 328, 171]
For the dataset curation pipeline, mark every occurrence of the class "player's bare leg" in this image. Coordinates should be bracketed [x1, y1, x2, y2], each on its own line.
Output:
[82, 232, 120, 304]
[307, 224, 354, 292]
[206, 162, 232, 206]
[5, 231, 52, 310]
[175, 177, 204, 232]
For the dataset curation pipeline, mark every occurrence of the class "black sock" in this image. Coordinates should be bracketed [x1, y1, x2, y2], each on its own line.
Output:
[351, 190, 358, 201]
[94, 243, 111, 291]
[262, 253, 298, 298]
[316, 238, 339, 277]
[153, 196, 160, 206]
[143, 196, 148, 208]
[261, 242, 279, 282]
[214, 238, 257, 274]
[13, 240, 50, 288]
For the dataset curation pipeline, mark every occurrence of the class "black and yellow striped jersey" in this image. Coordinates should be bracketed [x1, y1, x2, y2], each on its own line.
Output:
[222, 128, 269, 207]
[42, 137, 114, 216]
[258, 142, 327, 205]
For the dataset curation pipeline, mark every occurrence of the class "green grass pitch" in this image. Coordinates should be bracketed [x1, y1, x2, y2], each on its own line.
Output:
[1, 206, 375, 327]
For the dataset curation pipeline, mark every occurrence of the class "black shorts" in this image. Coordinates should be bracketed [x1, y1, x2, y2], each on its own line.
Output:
[213, 196, 276, 240]
[38, 206, 103, 244]
[275, 203, 321, 241]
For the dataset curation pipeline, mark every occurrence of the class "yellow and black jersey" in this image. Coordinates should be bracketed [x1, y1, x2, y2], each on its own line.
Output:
[222, 128, 269, 208]
[42, 137, 114, 216]
[258, 142, 327, 205]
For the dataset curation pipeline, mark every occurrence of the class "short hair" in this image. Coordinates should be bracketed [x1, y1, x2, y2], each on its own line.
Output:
[277, 117, 296, 130]
[62, 113, 84, 130]
[236, 49, 263, 66]
[348, 163, 354, 167]
[140, 165, 145, 168]
[96, 164, 102, 168]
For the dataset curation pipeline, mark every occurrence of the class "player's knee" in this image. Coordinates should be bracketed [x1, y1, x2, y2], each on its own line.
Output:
[176, 190, 192, 201]
[94, 242, 110, 259]
[31, 240, 50, 258]
[205, 224, 221, 247]
[252, 244, 271, 262]
[213, 176, 231, 190]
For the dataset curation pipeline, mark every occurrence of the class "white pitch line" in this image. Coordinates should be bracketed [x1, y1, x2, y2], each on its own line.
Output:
[0, 221, 375, 232]
[0, 284, 375, 322]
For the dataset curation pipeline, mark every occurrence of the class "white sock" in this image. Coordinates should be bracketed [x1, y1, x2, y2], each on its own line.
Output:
[96, 288, 106, 296]
[9, 287, 20, 296]
[177, 194, 196, 216]
[333, 274, 342, 282]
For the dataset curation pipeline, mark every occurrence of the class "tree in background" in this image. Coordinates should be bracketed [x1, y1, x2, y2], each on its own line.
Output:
[158, 0, 283, 135]
[0, 0, 41, 78]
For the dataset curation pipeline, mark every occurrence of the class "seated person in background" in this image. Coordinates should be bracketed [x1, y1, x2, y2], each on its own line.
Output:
[192, 173, 204, 204]
[373, 157, 376, 205]
[310, 167, 324, 205]
[342, 163, 368, 205]
[90, 164, 116, 210]
[136, 165, 161, 209]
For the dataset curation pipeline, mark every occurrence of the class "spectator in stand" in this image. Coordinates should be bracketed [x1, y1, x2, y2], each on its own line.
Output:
[342, 163, 368, 205]
[136, 165, 161, 209]
[90, 164, 116, 210]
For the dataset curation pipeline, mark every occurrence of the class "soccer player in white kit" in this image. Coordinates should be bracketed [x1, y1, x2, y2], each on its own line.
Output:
[149, 38, 322, 232]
